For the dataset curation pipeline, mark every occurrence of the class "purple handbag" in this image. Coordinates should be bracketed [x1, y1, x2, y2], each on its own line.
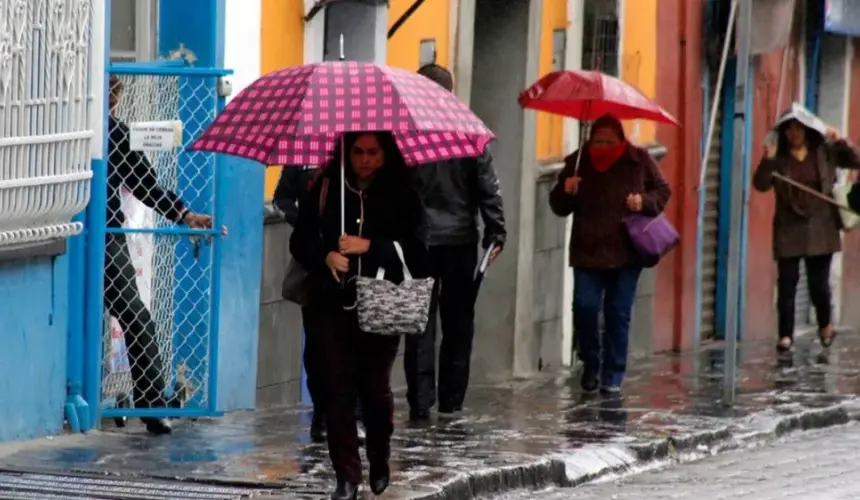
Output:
[623, 213, 679, 268]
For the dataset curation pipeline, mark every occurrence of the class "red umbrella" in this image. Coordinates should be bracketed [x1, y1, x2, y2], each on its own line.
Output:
[518, 70, 679, 126]
[190, 61, 494, 166]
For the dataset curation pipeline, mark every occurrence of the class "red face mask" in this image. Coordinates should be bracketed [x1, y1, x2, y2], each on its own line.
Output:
[587, 141, 627, 172]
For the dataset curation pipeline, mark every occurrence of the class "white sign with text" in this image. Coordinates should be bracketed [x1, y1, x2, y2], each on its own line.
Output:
[129, 120, 183, 151]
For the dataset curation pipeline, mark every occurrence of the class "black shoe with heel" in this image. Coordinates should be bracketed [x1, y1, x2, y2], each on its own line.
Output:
[369, 462, 391, 495]
[330, 480, 358, 500]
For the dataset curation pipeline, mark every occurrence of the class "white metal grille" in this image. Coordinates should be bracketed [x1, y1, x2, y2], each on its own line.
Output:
[0, 0, 94, 247]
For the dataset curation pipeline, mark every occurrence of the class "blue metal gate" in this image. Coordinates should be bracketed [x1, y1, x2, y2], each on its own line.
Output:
[97, 61, 231, 419]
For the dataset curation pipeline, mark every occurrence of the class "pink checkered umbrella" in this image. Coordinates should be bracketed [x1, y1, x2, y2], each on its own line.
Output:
[190, 61, 495, 166]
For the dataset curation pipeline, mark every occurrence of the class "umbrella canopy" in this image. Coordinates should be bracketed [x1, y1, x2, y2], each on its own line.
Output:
[191, 61, 494, 166]
[518, 70, 679, 126]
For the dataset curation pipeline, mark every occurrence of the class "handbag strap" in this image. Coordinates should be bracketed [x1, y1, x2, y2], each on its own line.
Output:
[374, 241, 412, 281]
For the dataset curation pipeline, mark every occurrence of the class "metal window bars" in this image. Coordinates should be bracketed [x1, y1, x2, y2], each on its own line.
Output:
[0, 0, 95, 247]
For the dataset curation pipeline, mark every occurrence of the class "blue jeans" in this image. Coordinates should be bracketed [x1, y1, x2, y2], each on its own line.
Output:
[573, 266, 642, 387]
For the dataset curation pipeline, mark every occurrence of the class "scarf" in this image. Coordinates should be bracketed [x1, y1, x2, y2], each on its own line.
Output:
[587, 141, 627, 172]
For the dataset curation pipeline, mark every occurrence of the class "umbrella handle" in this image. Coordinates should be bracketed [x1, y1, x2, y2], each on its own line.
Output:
[341, 134, 346, 235]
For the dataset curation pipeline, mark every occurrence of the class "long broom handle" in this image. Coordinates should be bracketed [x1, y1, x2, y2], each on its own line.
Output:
[771, 172, 857, 213]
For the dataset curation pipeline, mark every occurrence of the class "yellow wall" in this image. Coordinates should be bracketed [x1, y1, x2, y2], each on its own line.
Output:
[619, 0, 657, 144]
[535, 0, 568, 162]
[387, 0, 450, 70]
[260, 0, 305, 199]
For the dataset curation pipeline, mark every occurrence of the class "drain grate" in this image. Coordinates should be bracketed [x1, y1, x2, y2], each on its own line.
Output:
[0, 472, 280, 499]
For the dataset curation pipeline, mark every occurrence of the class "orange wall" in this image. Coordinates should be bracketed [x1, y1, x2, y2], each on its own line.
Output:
[387, 0, 450, 70]
[621, 0, 657, 145]
[260, 0, 304, 199]
[535, 0, 568, 162]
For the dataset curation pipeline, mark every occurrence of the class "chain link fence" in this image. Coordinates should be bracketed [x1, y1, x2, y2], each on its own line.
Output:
[102, 68, 220, 414]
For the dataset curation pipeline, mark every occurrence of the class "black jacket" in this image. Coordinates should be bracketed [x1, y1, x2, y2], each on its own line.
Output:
[272, 165, 321, 227]
[411, 146, 506, 248]
[289, 163, 430, 307]
[107, 117, 185, 227]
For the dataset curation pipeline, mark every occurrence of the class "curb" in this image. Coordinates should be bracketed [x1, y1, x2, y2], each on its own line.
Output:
[412, 400, 860, 500]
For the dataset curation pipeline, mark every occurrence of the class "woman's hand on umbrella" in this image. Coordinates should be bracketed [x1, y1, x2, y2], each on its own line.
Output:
[564, 176, 581, 195]
[626, 193, 643, 212]
[339, 235, 370, 255]
[825, 128, 841, 143]
[326, 251, 349, 282]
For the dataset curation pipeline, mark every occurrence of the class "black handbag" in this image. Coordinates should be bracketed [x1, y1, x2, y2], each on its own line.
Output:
[281, 177, 329, 305]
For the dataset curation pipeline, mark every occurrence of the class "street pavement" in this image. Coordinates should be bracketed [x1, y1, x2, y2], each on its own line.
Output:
[495, 423, 860, 499]
[0, 336, 859, 499]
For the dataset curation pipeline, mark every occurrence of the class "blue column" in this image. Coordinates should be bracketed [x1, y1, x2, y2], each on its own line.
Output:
[715, 58, 737, 340]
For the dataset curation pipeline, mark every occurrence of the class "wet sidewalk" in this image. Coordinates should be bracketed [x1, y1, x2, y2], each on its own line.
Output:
[2, 336, 860, 499]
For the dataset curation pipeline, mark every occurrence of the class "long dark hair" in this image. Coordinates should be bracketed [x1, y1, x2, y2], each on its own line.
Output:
[776, 119, 824, 157]
[324, 132, 407, 178]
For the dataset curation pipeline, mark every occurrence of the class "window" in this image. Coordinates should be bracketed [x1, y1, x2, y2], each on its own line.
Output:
[552, 29, 566, 72]
[0, 0, 95, 256]
[419, 39, 437, 67]
[582, 0, 619, 76]
[110, 0, 159, 62]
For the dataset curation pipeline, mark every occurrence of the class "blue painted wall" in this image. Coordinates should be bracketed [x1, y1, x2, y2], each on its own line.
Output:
[159, 0, 262, 411]
[0, 256, 69, 441]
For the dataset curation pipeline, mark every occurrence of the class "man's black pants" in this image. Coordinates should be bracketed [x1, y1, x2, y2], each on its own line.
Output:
[104, 234, 166, 408]
[404, 244, 478, 413]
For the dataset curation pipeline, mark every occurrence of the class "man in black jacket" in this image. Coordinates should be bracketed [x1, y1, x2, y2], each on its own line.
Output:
[107, 75, 215, 435]
[407, 64, 507, 420]
[272, 165, 365, 444]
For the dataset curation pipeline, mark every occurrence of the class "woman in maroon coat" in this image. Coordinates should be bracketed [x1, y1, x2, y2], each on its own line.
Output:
[550, 114, 671, 394]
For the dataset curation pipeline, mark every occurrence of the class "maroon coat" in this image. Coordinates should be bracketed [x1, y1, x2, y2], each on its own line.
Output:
[753, 139, 860, 259]
[549, 144, 672, 269]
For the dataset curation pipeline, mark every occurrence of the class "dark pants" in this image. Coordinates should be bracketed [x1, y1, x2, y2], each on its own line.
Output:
[404, 244, 478, 413]
[303, 307, 363, 421]
[104, 234, 166, 408]
[573, 266, 642, 387]
[315, 306, 399, 483]
[777, 254, 833, 339]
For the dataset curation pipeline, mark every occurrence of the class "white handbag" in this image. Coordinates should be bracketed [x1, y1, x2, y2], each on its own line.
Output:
[833, 182, 860, 231]
[355, 242, 435, 336]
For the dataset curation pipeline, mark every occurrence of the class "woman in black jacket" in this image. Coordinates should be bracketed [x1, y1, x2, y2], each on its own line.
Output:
[290, 132, 429, 500]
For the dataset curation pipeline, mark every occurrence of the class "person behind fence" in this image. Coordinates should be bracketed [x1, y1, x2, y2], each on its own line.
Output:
[753, 119, 860, 352]
[289, 132, 429, 500]
[272, 165, 365, 445]
[405, 63, 506, 421]
[549, 114, 671, 394]
[107, 75, 216, 435]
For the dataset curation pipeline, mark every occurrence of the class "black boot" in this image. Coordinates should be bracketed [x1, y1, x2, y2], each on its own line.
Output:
[310, 412, 326, 443]
[141, 417, 172, 435]
[369, 461, 391, 495]
[330, 480, 358, 500]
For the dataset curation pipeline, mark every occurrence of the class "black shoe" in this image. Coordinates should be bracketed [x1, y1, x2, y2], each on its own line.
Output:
[310, 412, 326, 443]
[580, 370, 599, 394]
[330, 480, 358, 500]
[369, 462, 391, 495]
[409, 408, 431, 421]
[141, 417, 172, 435]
